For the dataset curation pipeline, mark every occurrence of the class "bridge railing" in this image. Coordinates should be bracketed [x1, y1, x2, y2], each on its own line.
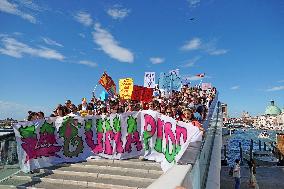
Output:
[0, 131, 19, 182]
[147, 93, 220, 189]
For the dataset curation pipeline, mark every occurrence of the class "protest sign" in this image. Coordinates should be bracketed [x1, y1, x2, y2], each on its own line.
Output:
[201, 83, 212, 91]
[119, 78, 134, 100]
[144, 72, 155, 88]
[158, 71, 181, 91]
[100, 91, 108, 101]
[131, 85, 153, 102]
[13, 111, 202, 173]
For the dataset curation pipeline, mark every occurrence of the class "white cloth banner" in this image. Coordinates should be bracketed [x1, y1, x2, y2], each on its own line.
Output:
[144, 72, 156, 88]
[13, 111, 202, 173]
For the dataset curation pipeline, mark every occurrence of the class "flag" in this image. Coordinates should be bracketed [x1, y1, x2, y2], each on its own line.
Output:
[98, 72, 116, 96]
[196, 73, 205, 78]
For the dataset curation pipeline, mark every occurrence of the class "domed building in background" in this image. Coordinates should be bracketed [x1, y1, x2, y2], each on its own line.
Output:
[265, 100, 282, 116]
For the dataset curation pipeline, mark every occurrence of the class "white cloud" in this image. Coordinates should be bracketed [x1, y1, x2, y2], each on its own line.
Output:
[92, 23, 134, 63]
[181, 37, 201, 51]
[181, 37, 228, 56]
[185, 76, 203, 81]
[42, 37, 63, 47]
[107, 5, 130, 20]
[0, 36, 65, 61]
[79, 33, 86, 38]
[0, 100, 51, 120]
[78, 60, 97, 67]
[149, 57, 165, 64]
[182, 56, 201, 67]
[266, 86, 284, 92]
[188, 0, 201, 7]
[0, 0, 36, 23]
[74, 11, 93, 27]
[209, 49, 228, 55]
[231, 86, 240, 90]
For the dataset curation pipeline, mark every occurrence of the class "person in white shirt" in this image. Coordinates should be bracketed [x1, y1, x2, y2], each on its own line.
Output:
[233, 159, 241, 189]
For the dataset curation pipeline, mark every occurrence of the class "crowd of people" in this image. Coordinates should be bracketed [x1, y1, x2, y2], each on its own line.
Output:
[27, 85, 217, 130]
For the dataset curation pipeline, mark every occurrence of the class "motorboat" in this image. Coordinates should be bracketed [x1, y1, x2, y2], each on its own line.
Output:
[258, 131, 269, 139]
[243, 150, 278, 166]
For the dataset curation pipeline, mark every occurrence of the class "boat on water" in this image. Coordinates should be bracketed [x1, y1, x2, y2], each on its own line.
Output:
[258, 130, 269, 139]
[243, 150, 278, 166]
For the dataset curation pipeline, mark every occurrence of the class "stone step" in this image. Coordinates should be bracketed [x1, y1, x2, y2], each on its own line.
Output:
[10, 175, 146, 189]
[44, 163, 163, 179]
[82, 159, 162, 171]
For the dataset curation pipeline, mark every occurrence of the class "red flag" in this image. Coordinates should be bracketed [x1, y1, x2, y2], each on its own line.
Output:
[98, 72, 116, 94]
[196, 73, 205, 78]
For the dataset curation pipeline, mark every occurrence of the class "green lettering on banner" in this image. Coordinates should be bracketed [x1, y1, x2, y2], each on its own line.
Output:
[127, 116, 137, 134]
[19, 125, 36, 138]
[143, 131, 152, 150]
[113, 116, 121, 132]
[165, 144, 177, 163]
[40, 122, 55, 134]
[96, 118, 104, 133]
[58, 117, 84, 157]
[85, 119, 93, 132]
[105, 118, 112, 131]
[154, 138, 162, 153]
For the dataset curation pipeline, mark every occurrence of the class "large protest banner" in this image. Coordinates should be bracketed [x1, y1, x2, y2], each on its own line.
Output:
[13, 111, 202, 173]
[119, 78, 134, 100]
[144, 72, 155, 88]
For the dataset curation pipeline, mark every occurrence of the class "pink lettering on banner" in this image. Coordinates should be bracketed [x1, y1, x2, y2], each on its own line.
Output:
[154, 118, 164, 152]
[164, 122, 177, 163]
[114, 132, 124, 153]
[176, 125, 188, 146]
[125, 131, 142, 153]
[85, 131, 104, 154]
[21, 137, 61, 163]
[143, 114, 156, 150]
[104, 131, 114, 155]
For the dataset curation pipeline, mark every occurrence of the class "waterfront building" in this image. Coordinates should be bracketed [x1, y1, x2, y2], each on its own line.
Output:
[221, 103, 228, 122]
[265, 100, 282, 116]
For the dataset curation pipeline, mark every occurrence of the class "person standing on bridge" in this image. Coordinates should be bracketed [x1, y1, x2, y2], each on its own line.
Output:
[233, 159, 241, 189]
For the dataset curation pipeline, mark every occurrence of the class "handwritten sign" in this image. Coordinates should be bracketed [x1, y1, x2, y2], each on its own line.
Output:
[144, 72, 155, 88]
[119, 78, 134, 99]
[201, 83, 212, 91]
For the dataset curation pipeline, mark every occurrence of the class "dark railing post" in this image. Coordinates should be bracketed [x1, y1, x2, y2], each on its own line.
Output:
[224, 145, 227, 160]
[239, 142, 243, 163]
[264, 142, 266, 151]
[259, 140, 261, 151]
[250, 139, 253, 160]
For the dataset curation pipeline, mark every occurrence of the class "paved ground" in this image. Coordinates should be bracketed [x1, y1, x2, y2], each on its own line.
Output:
[221, 166, 253, 189]
[221, 166, 284, 189]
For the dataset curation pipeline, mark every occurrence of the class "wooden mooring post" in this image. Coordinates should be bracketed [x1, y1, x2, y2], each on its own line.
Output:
[239, 142, 243, 164]
[250, 139, 253, 161]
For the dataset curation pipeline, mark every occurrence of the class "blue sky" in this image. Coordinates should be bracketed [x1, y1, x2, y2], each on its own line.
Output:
[0, 0, 284, 120]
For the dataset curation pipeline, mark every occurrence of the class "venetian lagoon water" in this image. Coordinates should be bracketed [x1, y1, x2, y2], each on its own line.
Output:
[225, 128, 278, 166]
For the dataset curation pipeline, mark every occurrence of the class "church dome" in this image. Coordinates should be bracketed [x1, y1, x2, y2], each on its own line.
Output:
[265, 101, 282, 116]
